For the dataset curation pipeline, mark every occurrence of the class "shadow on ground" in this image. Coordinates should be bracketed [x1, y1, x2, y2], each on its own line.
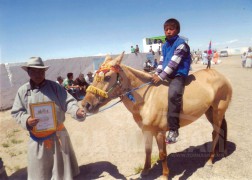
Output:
[75, 161, 126, 180]
[7, 141, 236, 180]
[7, 161, 126, 180]
[8, 167, 27, 180]
[132, 141, 236, 180]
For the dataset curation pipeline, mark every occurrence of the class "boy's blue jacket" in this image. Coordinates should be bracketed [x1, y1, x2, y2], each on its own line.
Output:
[162, 36, 191, 78]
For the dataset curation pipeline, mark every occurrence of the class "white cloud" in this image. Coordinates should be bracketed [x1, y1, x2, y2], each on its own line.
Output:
[226, 39, 239, 44]
[95, 53, 110, 56]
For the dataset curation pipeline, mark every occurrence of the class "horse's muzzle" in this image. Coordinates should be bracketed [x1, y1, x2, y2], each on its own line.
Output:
[82, 101, 100, 114]
[84, 102, 92, 112]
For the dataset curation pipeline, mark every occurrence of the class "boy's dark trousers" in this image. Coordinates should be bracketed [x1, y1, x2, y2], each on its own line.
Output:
[168, 76, 186, 131]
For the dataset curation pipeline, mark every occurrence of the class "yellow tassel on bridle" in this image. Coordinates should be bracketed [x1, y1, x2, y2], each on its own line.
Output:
[86, 85, 108, 98]
[86, 64, 121, 98]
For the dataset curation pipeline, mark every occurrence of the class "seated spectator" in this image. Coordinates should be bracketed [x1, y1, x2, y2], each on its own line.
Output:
[56, 76, 64, 86]
[143, 60, 153, 72]
[74, 73, 88, 98]
[153, 59, 158, 69]
[149, 46, 153, 53]
[131, 46, 135, 53]
[63, 72, 80, 100]
[85, 71, 94, 85]
[135, 45, 140, 53]
[149, 46, 155, 55]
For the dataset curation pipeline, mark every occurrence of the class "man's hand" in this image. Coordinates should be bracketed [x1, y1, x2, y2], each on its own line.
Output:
[27, 117, 39, 128]
[76, 108, 86, 119]
[152, 74, 162, 84]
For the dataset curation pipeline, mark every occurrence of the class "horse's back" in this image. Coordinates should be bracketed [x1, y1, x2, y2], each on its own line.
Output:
[140, 68, 232, 129]
[182, 69, 232, 125]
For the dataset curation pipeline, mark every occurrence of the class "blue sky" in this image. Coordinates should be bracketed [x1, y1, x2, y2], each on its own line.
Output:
[1, 0, 252, 63]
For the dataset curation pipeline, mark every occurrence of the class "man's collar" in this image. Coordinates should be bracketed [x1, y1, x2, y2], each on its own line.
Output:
[30, 79, 46, 89]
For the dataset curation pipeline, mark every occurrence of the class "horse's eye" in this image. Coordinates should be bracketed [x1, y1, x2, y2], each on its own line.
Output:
[104, 76, 111, 82]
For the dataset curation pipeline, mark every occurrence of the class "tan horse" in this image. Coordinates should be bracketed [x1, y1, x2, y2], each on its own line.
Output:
[81, 52, 232, 178]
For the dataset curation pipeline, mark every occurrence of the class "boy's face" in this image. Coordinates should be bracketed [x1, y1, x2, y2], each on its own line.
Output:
[164, 24, 178, 40]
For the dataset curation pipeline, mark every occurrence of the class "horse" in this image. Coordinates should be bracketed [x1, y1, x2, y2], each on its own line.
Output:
[81, 52, 232, 179]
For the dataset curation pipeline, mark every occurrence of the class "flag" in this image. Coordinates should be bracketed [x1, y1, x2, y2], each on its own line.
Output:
[208, 41, 212, 55]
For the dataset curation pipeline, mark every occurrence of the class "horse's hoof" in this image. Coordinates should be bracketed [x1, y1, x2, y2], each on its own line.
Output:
[205, 160, 213, 168]
[160, 175, 168, 180]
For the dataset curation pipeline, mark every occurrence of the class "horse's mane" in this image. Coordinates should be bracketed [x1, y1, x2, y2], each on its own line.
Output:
[121, 64, 152, 83]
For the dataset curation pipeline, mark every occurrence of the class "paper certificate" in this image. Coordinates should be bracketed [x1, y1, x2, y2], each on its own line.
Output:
[30, 101, 57, 132]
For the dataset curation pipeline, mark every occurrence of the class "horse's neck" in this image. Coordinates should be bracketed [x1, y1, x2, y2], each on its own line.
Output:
[119, 65, 153, 114]
[121, 65, 152, 90]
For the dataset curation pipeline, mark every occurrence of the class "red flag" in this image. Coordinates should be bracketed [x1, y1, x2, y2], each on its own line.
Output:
[208, 41, 212, 55]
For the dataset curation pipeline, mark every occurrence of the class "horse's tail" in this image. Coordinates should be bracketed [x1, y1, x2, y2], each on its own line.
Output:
[205, 107, 228, 156]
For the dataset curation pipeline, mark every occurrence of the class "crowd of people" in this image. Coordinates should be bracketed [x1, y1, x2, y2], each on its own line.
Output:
[191, 47, 252, 69]
[56, 71, 94, 101]
[191, 49, 219, 67]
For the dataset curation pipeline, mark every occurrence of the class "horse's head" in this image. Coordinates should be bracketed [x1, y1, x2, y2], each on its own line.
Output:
[81, 52, 126, 113]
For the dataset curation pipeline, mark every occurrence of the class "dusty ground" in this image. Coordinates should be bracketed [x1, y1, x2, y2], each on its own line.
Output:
[1, 55, 252, 179]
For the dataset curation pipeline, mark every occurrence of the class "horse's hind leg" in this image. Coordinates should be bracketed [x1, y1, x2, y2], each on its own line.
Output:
[155, 131, 169, 178]
[141, 129, 153, 176]
[210, 115, 227, 157]
[205, 106, 228, 166]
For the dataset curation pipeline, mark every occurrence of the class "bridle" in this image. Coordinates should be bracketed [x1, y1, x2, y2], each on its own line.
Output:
[86, 64, 124, 100]
[86, 64, 152, 102]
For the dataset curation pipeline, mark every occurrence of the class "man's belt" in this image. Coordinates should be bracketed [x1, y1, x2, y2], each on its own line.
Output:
[29, 123, 65, 149]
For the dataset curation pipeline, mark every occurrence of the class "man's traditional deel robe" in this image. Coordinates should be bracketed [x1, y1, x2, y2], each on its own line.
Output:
[11, 79, 85, 180]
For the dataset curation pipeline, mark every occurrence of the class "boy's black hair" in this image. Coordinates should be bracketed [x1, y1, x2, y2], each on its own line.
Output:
[67, 72, 73, 78]
[57, 76, 63, 81]
[164, 18, 180, 34]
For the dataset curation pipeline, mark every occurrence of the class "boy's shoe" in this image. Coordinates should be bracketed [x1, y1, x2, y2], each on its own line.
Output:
[165, 130, 179, 144]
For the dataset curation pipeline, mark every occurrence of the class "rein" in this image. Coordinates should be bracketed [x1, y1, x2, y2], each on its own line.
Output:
[121, 81, 152, 96]
[86, 81, 151, 116]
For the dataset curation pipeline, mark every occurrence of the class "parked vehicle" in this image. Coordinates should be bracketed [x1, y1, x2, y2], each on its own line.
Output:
[220, 50, 228, 57]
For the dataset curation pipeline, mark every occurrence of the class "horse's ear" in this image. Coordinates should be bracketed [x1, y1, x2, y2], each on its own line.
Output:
[114, 51, 125, 65]
[104, 54, 112, 63]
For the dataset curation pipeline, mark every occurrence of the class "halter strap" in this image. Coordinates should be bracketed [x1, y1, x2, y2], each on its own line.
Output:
[86, 73, 121, 99]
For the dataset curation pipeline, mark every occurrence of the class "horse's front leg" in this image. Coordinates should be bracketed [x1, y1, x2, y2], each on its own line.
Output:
[155, 131, 169, 178]
[141, 129, 153, 176]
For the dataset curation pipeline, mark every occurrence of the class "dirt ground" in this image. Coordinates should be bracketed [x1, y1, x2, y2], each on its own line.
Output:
[1, 55, 252, 180]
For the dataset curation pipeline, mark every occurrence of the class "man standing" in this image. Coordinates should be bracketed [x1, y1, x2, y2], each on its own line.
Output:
[11, 57, 86, 180]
